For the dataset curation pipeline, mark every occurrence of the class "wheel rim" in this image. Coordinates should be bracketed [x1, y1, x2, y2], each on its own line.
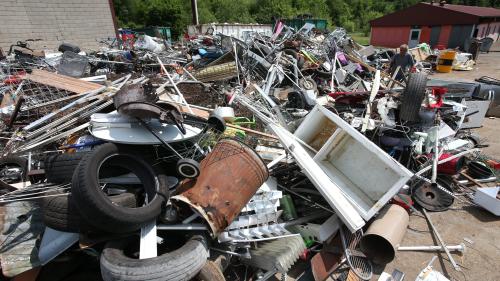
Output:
[97, 153, 159, 206]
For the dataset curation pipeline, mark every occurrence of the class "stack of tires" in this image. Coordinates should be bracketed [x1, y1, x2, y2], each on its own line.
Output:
[42, 143, 211, 281]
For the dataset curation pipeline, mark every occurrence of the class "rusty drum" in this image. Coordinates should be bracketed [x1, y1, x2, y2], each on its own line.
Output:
[172, 139, 268, 236]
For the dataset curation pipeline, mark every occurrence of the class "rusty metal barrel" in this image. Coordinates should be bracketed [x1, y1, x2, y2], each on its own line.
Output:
[172, 139, 268, 236]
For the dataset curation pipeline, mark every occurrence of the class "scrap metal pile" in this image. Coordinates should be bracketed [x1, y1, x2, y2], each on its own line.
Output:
[0, 24, 498, 281]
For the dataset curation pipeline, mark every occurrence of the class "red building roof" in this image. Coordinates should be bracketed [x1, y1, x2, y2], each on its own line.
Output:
[440, 3, 500, 17]
[370, 3, 500, 27]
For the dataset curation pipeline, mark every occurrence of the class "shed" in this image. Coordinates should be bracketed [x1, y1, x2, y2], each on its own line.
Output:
[369, 2, 500, 50]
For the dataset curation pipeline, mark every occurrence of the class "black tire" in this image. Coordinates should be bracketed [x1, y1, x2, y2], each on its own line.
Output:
[0, 156, 28, 183]
[71, 143, 169, 233]
[399, 72, 428, 122]
[43, 192, 137, 233]
[45, 152, 88, 184]
[195, 261, 226, 281]
[176, 158, 200, 179]
[100, 235, 208, 281]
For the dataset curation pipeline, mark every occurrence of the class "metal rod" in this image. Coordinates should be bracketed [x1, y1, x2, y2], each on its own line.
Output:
[156, 56, 193, 114]
[156, 223, 207, 231]
[421, 209, 461, 271]
[398, 244, 466, 253]
[278, 184, 334, 214]
[138, 119, 184, 159]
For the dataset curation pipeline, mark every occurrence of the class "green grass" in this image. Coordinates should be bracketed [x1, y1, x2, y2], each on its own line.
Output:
[349, 32, 370, 46]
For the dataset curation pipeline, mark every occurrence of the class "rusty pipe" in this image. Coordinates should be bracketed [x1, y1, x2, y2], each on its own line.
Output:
[360, 204, 409, 264]
[172, 139, 268, 236]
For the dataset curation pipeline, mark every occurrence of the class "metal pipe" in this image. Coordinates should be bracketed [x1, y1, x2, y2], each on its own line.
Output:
[422, 209, 461, 271]
[398, 244, 466, 253]
[156, 223, 207, 231]
[156, 56, 193, 114]
[431, 126, 440, 183]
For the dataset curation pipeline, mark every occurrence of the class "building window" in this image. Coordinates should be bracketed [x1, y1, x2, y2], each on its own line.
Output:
[411, 30, 419, 40]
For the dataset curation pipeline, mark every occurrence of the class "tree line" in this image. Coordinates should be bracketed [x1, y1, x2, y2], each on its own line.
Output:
[113, 0, 500, 38]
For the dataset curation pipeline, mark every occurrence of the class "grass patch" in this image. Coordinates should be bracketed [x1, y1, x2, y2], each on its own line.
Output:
[349, 32, 370, 46]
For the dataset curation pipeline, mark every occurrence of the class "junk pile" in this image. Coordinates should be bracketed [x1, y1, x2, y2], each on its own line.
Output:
[0, 23, 498, 281]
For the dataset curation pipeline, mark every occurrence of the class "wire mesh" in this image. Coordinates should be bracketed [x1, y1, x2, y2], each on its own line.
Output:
[339, 226, 373, 281]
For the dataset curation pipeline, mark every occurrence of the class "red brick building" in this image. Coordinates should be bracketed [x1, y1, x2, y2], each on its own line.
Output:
[369, 2, 500, 49]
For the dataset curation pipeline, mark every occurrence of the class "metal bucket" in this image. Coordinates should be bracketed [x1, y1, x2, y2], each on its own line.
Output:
[360, 204, 409, 264]
[172, 139, 269, 236]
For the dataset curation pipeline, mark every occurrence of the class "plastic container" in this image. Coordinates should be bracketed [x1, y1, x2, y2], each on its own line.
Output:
[474, 187, 500, 216]
[436, 50, 456, 73]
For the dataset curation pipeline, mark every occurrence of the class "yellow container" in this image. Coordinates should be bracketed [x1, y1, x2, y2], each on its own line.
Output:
[436, 50, 456, 73]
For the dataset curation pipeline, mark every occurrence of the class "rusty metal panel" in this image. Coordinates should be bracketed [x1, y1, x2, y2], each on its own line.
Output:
[172, 139, 268, 236]
[0, 201, 44, 277]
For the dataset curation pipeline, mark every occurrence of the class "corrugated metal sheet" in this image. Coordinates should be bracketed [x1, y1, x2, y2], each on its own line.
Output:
[370, 26, 410, 48]
[0, 201, 44, 277]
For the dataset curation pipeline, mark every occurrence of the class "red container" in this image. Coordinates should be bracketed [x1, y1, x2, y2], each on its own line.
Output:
[437, 153, 465, 175]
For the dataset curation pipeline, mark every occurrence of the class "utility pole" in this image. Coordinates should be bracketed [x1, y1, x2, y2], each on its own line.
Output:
[191, 0, 199, 25]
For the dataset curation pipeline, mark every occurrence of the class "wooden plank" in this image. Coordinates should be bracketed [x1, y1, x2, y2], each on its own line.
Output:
[460, 170, 486, 188]
[25, 69, 102, 94]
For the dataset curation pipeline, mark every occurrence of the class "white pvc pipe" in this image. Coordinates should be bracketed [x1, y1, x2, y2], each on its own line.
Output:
[398, 244, 465, 253]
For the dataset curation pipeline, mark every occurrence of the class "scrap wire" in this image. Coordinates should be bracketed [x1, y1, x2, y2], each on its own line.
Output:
[0, 183, 71, 203]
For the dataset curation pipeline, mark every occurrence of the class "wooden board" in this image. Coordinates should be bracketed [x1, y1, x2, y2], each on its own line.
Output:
[25, 69, 103, 94]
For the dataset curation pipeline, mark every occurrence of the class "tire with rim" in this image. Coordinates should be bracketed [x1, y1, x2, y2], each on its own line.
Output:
[100, 235, 208, 281]
[43, 192, 137, 233]
[45, 152, 88, 184]
[0, 156, 28, 183]
[399, 72, 428, 122]
[71, 143, 169, 233]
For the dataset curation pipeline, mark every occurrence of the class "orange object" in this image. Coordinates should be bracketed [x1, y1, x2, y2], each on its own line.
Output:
[436, 50, 456, 73]
[486, 159, 500, 170]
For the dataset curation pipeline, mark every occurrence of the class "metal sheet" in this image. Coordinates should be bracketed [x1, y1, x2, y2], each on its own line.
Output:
[38, 227, 79, 265]
[90, 113, 202, 144]
[0, 201, 44, 277]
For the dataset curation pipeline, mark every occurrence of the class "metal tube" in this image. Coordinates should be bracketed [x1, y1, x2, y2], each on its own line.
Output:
[422, 209, 461, 271]
[398, 244, 466, 253]
[156, 56, 193, 114]
[156, 223, 207, 231]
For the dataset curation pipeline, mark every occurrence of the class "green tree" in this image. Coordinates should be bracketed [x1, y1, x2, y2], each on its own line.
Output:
[113, 0, 500, 38]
